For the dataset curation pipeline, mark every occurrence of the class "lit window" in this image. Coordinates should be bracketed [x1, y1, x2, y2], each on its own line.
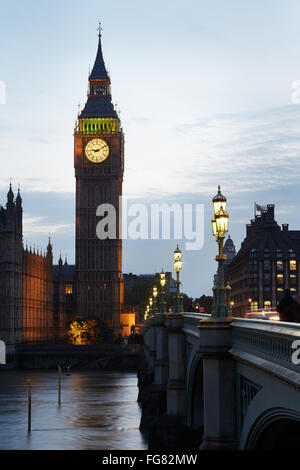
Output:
[291, 288, 297, 292]
[277, 288, 284, 300]
[277, 274, 284, 284]
[277, 261, 283, 271]
[65, 284, 72, 295]
[290, 260, 297, 271]
[264, 301, 271, 310]
[250, 301, 258, 311]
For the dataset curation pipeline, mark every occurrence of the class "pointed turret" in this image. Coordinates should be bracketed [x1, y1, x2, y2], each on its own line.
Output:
[15, 186, 23, 235]
[79, 23, 118, 119]
[16, 187, 22, 208]
[58, 253, 63, 276]
[89, 22, 110, 81]
[46, 236, 53, 259]
[6, 183, 14, 215]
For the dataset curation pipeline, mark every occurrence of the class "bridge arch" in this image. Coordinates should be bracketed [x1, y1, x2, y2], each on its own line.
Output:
[0, 340, 5, 364]
[246, 408, 300, 450]
[186, 353, 204, 438]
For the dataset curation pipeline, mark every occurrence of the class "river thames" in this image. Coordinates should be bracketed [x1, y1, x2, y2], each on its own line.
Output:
[0, 370, 147, 450]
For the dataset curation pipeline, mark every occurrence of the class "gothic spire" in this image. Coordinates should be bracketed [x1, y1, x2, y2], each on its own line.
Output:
[6, 182, 14, 214]
[7, 182, 14, 204]
[47, 236, 52, 256]
[89, 21, 110, 81]
[58, 253, 63, 274]
[16, 186, 22, 208]
[79, 23, 118, 119]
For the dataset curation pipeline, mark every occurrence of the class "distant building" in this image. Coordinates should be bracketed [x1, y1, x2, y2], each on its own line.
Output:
[214, 235, 236, 285]
[227, 204, 300, 317]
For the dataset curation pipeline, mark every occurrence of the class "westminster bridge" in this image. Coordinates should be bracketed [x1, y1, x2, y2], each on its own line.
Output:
[139, 312, 300, 450]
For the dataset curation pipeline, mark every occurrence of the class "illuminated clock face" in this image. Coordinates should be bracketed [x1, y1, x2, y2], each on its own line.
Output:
[85, 139, 109, 163]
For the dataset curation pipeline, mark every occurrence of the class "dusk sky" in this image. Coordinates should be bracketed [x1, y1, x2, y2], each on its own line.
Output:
[1, 0, 300, 296]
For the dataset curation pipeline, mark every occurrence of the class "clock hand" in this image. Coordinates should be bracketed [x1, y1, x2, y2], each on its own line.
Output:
[92, 144, 107, 153]
[98, 144, 108, 151]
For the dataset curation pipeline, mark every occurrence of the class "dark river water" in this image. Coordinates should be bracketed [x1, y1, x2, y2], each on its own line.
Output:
[0, 370, 147, 450]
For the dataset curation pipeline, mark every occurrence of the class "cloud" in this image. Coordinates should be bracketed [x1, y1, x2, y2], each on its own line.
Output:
[23, 215, 73, 236]
[124, 103, 300, 201]
[168, 104, 300, 196]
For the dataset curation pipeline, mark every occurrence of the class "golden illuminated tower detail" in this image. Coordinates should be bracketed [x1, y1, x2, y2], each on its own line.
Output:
[74, 26, 124, 330]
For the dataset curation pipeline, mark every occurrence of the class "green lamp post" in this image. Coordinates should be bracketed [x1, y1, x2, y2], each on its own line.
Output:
[211, 186, 232, 317]
[146, 304, 150, 319]
[173, 245, 183, 313]
[149, 297, 153, 316]
[159, 270, 167, 313]
[152, 286, 158, 314]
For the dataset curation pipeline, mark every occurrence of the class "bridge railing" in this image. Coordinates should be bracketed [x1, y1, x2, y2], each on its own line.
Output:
[183, 312, 210, 338]
[231, 318, 300, 385]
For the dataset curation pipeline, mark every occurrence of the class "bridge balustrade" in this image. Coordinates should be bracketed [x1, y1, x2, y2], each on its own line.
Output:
[141, 313, 300, 450]
[183, 313, 210, 338]
[231, 318, 300, 387]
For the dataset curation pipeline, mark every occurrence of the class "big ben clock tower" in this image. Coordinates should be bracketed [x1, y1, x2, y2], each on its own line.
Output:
[74, 25, 124, 331]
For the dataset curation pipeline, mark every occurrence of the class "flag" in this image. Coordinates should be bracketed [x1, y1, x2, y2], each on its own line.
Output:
[256, 203, 267, 212]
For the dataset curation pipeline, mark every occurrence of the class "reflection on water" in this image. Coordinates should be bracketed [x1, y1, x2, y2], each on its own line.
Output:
[0, 370, 147, 450]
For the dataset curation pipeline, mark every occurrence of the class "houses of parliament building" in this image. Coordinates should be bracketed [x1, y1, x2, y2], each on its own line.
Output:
[0, 28, 124, 353]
